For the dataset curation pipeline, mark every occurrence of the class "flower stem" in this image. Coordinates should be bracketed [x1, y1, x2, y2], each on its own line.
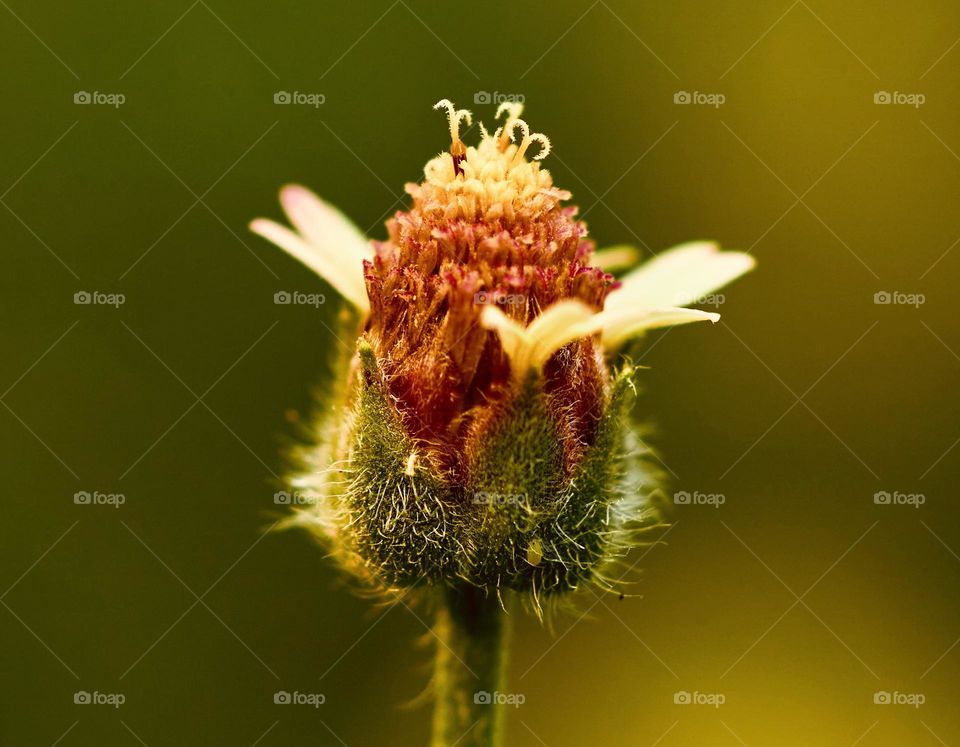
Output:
[431, 585, 510, 747]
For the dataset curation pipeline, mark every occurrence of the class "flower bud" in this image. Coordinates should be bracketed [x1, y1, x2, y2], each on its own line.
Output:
[251, 100, 755, 602]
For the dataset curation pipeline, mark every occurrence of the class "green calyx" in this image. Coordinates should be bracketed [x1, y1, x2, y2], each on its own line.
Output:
[304, 338, 655, 599]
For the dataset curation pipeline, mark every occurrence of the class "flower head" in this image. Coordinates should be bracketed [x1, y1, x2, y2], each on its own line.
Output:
[251, 100, 754, 603]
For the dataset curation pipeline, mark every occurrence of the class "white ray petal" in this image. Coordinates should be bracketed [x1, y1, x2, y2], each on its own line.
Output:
[658, 253, 755, 308]
[279, 185, 374, 262]
[607, 241, 754, 312]
[250, 217, 370, 312]
[526, 300, 598, 369]
[598, 305, 720, 348]
[481, 301, 598, 374]
[591, 244, 641, 272]
[249, 185, 373, 313]
[479, 305, 529, 365]
[618, 241, 718, 286]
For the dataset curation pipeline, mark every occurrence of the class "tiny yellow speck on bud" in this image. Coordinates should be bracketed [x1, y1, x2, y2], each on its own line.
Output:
[405, 451, 418, 477]
[526, 539, 544, 567]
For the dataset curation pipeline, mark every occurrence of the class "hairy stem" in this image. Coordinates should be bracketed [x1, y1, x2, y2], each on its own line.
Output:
[431, 586, 510, 747]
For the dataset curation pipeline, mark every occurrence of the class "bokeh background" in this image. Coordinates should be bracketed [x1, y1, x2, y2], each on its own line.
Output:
[2, 1, 959, 744]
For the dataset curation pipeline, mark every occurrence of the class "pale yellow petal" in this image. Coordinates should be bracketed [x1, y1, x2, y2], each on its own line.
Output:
[482, 301, 598, 374]
[249, 216, 370, 312]
[279, 185, 374, 262]
[607, 241, 753, 312]
[525, 300, 598, 369]
[598, 305, 720, 348]
[480, 306, 530, 368]
[591, 244, 641, 272]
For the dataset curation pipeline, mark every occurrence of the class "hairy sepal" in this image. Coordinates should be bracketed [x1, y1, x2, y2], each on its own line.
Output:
[296, 341, 655, 598]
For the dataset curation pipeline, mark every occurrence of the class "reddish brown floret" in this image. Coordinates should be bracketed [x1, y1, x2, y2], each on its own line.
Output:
[363, 178, 613, 478]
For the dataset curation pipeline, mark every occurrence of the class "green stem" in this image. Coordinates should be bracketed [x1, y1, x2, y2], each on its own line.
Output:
[431, 585, 510, 747]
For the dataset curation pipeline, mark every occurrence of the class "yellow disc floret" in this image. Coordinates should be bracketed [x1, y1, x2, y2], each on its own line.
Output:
[423, 100, 563, 223]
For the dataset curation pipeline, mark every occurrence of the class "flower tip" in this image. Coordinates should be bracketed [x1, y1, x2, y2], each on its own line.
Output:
[705, 243, 755, 268]
[714, 249, 757, 287]
[248, 217, 270, 235]
[357, 337, 375, 362]
[278, 183, 313, 211]
[495, 101, 523, 121]
[592, 245, 641, 272]
[478, 304, 502, 329]
[357, 338, 379, 383]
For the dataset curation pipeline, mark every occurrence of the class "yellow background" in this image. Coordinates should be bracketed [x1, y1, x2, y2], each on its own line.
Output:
[1, 1, 958, 744]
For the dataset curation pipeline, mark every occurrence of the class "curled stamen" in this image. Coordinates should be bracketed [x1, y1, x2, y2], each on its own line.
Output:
[506, 118, 530, 147]
[495, 102, 524, 151]
[433, 99, 472, 174]
[526, 133, 551, 161]
[507, 118, 552, 165]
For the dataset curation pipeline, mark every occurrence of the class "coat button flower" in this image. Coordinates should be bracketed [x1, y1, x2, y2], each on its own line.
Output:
[251, 100, 754, 604]
[251, 99, 755, 746]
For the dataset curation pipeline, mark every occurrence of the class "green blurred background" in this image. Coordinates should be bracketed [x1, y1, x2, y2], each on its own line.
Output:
[2, 0, 959, 744]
